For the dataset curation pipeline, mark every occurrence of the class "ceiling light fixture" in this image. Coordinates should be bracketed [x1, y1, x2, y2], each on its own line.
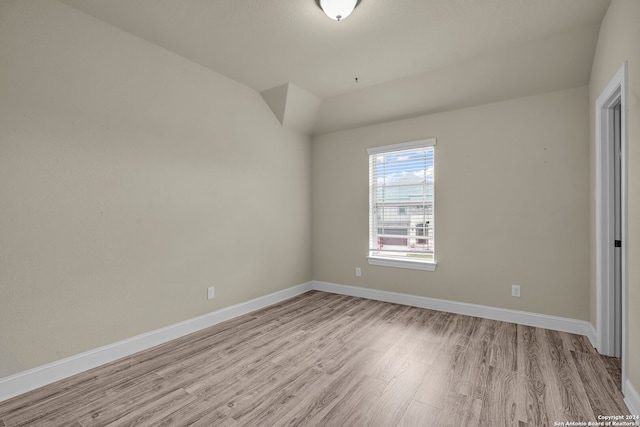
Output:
[317, 0, 361, 21]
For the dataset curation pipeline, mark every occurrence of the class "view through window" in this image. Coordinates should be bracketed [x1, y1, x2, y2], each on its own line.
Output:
[368, 139, 435, 267]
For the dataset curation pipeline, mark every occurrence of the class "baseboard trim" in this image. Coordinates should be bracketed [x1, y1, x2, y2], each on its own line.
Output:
[624, 379, 640, 418]
[312, 281, 597, 345]
[0, 281, 313, 402]
[0, 280, 601, 403]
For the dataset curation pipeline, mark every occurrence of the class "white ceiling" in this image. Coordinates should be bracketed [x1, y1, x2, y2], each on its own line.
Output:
[59, 0, 611, 135]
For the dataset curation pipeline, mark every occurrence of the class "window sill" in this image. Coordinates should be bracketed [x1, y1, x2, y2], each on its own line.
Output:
[367, 256, 437, 271]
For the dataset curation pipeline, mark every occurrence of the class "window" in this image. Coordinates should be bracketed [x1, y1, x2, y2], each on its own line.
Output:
[367, 138, 436, 271]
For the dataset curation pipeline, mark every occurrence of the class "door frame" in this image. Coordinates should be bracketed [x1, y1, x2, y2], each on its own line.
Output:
[595, 61, 627, 384]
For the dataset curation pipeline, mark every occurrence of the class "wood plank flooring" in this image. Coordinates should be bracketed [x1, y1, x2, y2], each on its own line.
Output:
[0, 291, 631, 426]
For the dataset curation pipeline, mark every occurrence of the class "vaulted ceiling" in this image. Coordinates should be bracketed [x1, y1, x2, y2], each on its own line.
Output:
[59, 0, 611, 135]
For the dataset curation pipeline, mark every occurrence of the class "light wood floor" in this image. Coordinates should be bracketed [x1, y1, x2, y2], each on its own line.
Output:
[0, 291, 630, 426]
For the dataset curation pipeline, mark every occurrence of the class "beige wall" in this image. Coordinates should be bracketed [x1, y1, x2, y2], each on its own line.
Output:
[589, 0, 640, 399]
[312, 87, 590, 320]
[3, 0, 632, 395]
[0, 0, 311, 377]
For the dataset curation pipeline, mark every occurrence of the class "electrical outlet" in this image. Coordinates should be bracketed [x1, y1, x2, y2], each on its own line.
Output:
[511, 285, 521, 298]
[207, 286, 215, 300]
[355, 267, 361, 277]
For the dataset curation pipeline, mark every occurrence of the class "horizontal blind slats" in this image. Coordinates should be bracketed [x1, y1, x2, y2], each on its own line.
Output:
[369, 143, 435, 260]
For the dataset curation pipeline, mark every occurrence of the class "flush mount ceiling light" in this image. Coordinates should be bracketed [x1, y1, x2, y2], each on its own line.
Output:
[316, 0, 361, 21]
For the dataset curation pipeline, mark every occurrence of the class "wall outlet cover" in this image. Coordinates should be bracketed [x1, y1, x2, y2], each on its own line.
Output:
[512, 285, 521, 298]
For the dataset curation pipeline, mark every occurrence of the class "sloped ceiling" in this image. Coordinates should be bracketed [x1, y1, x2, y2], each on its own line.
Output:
[59, 0, 611, 135]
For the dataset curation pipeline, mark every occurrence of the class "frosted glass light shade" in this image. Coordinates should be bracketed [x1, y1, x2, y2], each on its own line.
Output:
[319, 0, 359, 21]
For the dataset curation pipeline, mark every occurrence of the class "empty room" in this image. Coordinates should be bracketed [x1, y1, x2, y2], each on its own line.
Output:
[0, 0, 639, 425]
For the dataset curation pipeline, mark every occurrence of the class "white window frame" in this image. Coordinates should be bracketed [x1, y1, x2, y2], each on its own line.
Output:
[367, 138, 437, 271]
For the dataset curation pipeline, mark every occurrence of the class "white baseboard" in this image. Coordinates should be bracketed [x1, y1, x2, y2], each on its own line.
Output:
[0, 281, 313, 402]
[625, 379, 640, 418]
[312, 281, 598, 345]
[0, 280, 602, 404]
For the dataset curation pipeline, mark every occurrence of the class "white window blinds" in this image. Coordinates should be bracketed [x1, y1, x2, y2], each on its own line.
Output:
[368, 139, 435, 264]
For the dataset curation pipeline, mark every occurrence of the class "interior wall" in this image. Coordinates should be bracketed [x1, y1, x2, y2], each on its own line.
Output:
[0, 0, 311, 377]
[588, 0, 640, 399]
[312, 87, 590, 320]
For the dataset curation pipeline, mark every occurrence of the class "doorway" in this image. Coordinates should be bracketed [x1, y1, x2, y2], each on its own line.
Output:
[613, 102, 622, 358]
[595, 62, 627, 386]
